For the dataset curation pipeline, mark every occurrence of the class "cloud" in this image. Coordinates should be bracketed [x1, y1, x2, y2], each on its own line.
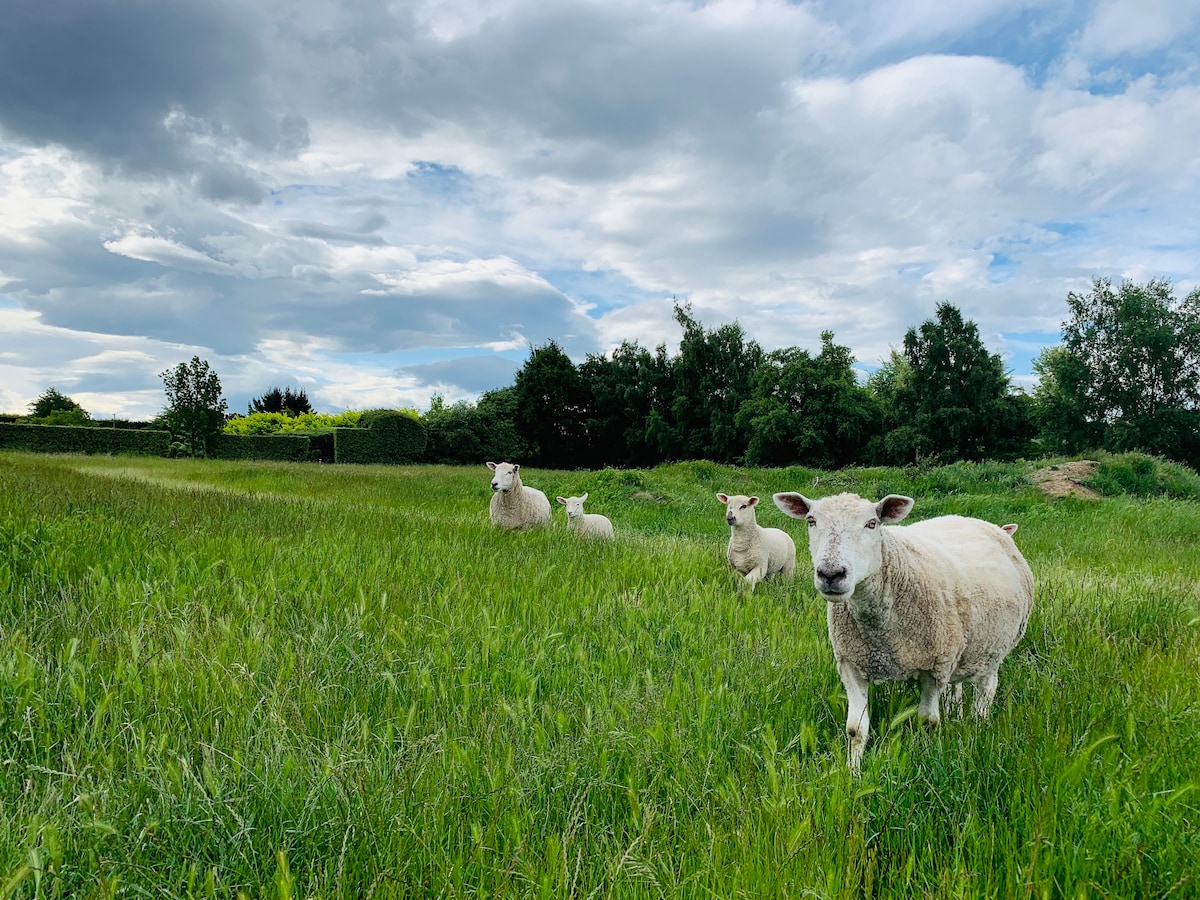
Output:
[0, 0, 1197, 418]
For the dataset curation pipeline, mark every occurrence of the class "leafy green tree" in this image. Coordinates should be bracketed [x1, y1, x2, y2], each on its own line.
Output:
[1030, 345, 1103, 454]
[578, 341, 674, 467]
[669, 303, 763, 463]
[1041, 277, 1200, 464]
[889, 303, 1029, 463]
[512, 341, 586, 468]
[28, 387, 89, 422]
[250, 386, 313, 416]
[424, 389, 531, 465]
[160, 356, 228, 457]
[739, 332, 879, 468]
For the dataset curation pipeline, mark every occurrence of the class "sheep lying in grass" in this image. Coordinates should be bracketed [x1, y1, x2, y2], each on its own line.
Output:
[486, 461, 551, 529]
[773, 491, 1034, 772]
[556, 493, 614, 539]
[717, 493, 796, 591]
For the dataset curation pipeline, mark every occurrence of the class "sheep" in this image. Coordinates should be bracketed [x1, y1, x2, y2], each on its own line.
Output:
[555, 492, 615, 539]
[486, 461, 551, 529]
[773, 491, 1034, 772]
[717, 493, 796, 591]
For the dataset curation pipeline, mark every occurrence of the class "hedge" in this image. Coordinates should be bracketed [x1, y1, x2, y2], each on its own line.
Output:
[334, 410, 427, 465]
[208, 433, 314, 462]
[0, 423, 171, 456]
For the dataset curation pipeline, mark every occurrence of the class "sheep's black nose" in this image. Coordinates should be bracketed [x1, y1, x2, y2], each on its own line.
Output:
[817, 566, 847, 586]
[726, 514, 736, 525]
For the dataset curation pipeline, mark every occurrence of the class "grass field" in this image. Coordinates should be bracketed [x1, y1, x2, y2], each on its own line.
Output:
[1, 451, 1198, 898]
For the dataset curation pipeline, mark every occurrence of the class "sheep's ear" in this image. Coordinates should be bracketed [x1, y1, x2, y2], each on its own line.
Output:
[581, 492, 588, 501]
[877, 495, 914, 524]
[486, 461, 498, 471]
[773, 492, 811, 519]
[748, 496, 759, 506]
[512, 464, 520, 473]
[1002, 523, 1018, 535]
[557, 497, 567, 505]
[717, 493, 729, 503]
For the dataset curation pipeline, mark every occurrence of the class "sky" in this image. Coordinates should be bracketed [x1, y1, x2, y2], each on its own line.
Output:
[1, 0, 1198, 420]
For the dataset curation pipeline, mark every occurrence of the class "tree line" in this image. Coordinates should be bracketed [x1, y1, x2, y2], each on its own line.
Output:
[425, 278, 1200, 470]
[14, 277, 1200, 470]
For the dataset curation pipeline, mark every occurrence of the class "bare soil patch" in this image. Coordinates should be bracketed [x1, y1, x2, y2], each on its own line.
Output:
[1030, 460, 1100, 499]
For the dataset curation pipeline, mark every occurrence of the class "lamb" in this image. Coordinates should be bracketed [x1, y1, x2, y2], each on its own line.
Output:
[773, 491, 1034, 772]
[556, 493, 614, 539]
[486, 461, 551, 529]
[717, 493, 796, 591]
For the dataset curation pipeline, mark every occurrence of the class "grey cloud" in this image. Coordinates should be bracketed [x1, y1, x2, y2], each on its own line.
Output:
[195, 162, 269, 204]
[400, 356, 521, 394]
[0, 0, 308, 181]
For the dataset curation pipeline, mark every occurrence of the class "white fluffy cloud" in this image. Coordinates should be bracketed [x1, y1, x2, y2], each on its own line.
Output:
[0, 0, 1197, 418]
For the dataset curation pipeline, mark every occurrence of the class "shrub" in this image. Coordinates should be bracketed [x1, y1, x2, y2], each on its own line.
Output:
[1087, 452, 1200, 500]
[224, 411, 363, 436]
[334, 409, 427, 465]
[0, 423, 170, 456]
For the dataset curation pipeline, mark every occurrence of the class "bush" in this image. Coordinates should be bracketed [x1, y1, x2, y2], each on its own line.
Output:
[208, 433, 314, 462]
[224, 411, 363, 435]
[334, 410, 427, 465]
[1087, 452, 1200, 500]
[0, 423, 170, 456]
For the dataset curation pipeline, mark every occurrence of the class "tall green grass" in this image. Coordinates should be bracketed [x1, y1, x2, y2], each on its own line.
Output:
[1, 452, 1197, 898]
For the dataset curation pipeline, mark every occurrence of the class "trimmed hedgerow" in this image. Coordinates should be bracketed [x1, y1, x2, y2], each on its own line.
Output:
[334, 409, 426, 465]
[0, 423, 171, 456]
[208, 433, 313, 462]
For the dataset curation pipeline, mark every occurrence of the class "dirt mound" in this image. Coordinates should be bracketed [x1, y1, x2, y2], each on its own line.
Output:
[1030, 460, 1100, 499]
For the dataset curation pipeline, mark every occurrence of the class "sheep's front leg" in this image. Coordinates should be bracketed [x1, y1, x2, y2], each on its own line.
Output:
[742, 565, 764, 593]
[918, 672, 943, 728]
[838, 660, 870, 773]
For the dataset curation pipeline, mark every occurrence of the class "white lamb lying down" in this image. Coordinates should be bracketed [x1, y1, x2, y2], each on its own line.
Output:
[486, 461, 551, 529]
[717, 493, 796, 592]
[555, 492, 614, 539]
[773, 491, 1034, 772]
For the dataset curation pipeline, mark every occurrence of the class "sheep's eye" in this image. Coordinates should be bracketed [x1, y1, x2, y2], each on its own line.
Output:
[865, 519, 878, 529]
[739, 504, 747, 510]
[806, 516, 816, 527]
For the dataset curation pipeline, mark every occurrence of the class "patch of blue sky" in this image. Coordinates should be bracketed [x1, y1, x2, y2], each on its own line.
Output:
[538, 267, 663, 314]
[1041, 221, 1088, 238]
[987, 252, 1020, 285]
[930, 9, 1075, 83]
[999, 329, 1060, 379]
[0, 293, 19, 309]
[406, 161, 472, 197]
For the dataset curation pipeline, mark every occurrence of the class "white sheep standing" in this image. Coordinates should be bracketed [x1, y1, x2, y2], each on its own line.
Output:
[555, 492, 615, 539]
[717, 493, 796, 591]
[486, 461, 551, 529]
[773, 491, 1034, 772]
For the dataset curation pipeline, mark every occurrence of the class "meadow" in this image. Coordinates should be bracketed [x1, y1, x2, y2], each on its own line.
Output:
[1, 450, 1198, 898]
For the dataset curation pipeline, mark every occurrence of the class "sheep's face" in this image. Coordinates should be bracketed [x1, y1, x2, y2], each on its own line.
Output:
[717, 493, 759, 527]
[774, 492, 913, 601]
[557, 494, 587, 518]
[487, 461, 519, 492]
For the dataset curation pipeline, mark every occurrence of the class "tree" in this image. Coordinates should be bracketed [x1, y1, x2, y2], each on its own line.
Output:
[578, 340, 674, 467]
[160, 356, 228, 457]
[28, 387, 89, 422]
[669, 303, 763, 463]
[512, 341, 586, 468]
[890, 303, 1029, 463]
[1030, 346, 1103, 454]
[1039, 277, 1200, 464]
[250, 386, 313, 416]
[738, 332, 879, 468]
